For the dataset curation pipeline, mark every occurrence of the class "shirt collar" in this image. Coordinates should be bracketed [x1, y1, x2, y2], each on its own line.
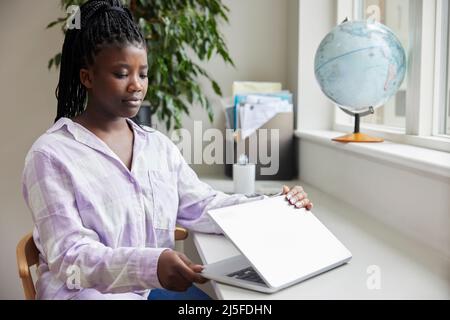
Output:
[46, 117, 154, 173]
[125, 118, 155, 137]
[47, 117, 154, 136]
[46, 117, 70, 134]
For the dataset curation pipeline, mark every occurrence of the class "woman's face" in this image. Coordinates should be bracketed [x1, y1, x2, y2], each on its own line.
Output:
[80, 44, 148, 119]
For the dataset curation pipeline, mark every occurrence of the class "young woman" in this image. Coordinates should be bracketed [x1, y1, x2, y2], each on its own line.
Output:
[22, 0, 312, 300]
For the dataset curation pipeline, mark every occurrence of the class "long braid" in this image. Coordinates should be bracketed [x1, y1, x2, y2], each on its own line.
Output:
[55, 0, 145, 122]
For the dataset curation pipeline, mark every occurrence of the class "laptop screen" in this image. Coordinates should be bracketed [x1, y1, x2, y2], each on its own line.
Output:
[207, 196, 352, 288]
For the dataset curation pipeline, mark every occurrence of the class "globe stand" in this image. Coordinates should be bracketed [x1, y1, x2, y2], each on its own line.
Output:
[333, 107, 384, 143]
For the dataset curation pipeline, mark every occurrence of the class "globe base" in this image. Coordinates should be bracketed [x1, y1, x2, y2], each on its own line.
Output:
[333, 107, 384, 143]
[332, 133, 384, 143]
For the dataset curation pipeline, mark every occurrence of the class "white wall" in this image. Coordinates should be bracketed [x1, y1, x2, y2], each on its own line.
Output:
[296, 0, 336, 131]
[0, 0, 63, 299]
[0, 0, 293, 299]
[287, 0, 299, 126]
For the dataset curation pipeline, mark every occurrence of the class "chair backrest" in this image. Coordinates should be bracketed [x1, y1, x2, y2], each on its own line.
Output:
[16, 227, 189, 300]
[16, 233, 39, 300]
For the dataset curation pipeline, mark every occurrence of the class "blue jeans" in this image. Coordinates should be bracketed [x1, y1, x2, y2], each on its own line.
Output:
[148, 285, 212, 300]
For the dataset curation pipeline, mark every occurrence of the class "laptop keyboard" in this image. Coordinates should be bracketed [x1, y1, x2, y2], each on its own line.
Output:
[227, 267, 265, 284]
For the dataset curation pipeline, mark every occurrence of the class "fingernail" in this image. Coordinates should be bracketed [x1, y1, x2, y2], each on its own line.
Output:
[295, 202, 302, 208]
[286, 193, 292, 200]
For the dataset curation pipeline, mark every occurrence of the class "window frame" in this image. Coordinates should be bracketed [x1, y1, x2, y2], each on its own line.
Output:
[334, 0, 450, 152]
[433, 0, 449, 137]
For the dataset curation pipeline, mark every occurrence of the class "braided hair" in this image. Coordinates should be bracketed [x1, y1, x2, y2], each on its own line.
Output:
[55, 0, 145, 122]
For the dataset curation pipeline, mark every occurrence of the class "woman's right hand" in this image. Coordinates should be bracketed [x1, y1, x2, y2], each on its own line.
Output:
[157, 249, 209, 291]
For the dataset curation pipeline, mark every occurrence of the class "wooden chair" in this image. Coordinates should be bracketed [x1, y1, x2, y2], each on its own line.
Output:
[16, 227, 189, 300]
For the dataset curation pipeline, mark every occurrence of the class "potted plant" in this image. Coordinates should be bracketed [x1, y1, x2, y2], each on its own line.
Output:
[47, 0, 234, 130]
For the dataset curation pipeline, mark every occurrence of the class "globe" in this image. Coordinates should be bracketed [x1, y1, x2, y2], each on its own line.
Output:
[314, 20, 406, 113]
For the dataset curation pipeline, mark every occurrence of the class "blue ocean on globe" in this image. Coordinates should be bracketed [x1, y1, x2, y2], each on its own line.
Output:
[314, 20, 406, 113]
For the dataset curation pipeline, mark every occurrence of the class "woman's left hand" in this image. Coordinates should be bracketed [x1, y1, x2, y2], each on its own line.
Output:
[282, 185, 313, 211]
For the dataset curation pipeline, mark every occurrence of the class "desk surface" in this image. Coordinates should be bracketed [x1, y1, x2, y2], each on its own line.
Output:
[193, 176, 449, 299]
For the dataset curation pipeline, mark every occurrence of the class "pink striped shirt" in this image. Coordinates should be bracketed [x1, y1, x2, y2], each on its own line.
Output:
[22, 117, 263, 299]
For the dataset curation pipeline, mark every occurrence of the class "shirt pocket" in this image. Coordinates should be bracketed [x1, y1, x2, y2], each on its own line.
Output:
[148, 170, 179, 231]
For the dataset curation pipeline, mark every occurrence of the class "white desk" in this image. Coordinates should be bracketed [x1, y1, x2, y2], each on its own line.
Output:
[193, 176, 449, 300]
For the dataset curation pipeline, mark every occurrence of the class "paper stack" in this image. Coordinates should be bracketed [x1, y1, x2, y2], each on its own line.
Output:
[222, 81, 294, 141]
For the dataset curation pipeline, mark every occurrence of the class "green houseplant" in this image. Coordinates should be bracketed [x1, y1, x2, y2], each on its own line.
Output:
[47, 0, 234, 130]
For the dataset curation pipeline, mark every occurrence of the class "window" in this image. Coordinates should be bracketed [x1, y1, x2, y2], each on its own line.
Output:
[447, 29, 450, 135]
[442, 1, 450, 136]
[444, 1, 450, 135]
[434, 0, 450, 138]
[358, 0, 409, 129]
[335, 0, 450, 152]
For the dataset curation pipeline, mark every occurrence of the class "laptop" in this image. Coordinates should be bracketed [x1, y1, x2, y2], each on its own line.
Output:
[200, 196, 352, 293]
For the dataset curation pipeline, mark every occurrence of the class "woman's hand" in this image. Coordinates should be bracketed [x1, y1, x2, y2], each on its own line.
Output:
[282, 185, 313, 211]
[157, 250, 208, 291]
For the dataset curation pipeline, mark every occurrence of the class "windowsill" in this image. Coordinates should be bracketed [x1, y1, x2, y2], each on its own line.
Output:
[334, 122, 450, 153]
[295, 129, 450, 179]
